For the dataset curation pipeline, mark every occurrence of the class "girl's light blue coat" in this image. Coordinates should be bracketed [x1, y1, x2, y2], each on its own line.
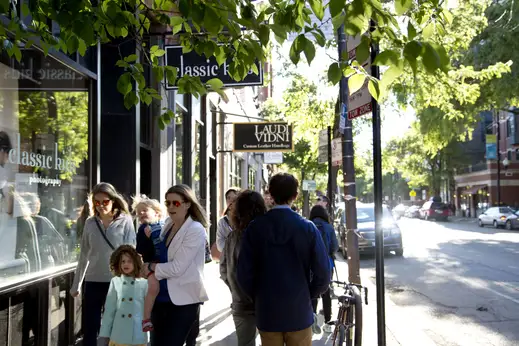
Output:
[99, 275, 149, 345]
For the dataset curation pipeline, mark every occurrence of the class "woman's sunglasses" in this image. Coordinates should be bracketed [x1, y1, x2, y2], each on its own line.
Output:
[165, 200, 183, 208]
[94, 199, 111, 207]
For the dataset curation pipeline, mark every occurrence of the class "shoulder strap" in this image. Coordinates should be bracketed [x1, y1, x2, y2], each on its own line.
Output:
[94, 218, 115, 251]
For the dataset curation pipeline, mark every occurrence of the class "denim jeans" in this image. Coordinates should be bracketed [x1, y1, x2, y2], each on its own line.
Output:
[82, 281, 110, 346]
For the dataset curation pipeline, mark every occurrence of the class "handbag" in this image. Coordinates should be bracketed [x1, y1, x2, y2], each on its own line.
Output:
[94, 218, 115, 250]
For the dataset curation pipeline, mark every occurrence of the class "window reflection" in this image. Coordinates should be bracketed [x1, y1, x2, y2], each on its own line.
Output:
[0, 53, 89, 287]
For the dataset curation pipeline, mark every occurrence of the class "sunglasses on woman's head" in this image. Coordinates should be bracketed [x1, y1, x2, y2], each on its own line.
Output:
[165, 200, 183, 208]
[94, 199, 111, 207]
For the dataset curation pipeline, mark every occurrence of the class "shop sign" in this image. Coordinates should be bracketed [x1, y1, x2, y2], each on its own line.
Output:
[486, 134, 497, 160]
[233, 122, 293, 152]
[164, 46, 263, 89]
[331, 138, 342, 166]
[263, 152, 283, 164]
[302, 180, 317, 191]
[1, 49, 88, 91]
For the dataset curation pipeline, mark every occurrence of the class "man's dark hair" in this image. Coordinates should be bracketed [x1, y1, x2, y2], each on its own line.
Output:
[309, 205, 329, 223]
[268, 173, 298, 205]
[0, 131, 12, 152]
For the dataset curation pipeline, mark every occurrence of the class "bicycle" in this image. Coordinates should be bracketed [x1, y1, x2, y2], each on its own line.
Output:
[330, 280, 368, 346]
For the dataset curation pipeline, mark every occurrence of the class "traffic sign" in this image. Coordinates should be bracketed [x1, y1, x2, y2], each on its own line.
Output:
[347, 35, 372, 120]
[409, 190, 417, 197]
[331, 138, 342, 166]
[318, 129, 328, 164]
[302, 180, 317, 191]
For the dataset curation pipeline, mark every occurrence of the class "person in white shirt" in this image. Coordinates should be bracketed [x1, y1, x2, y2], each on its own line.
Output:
[215, 188, 239, 254]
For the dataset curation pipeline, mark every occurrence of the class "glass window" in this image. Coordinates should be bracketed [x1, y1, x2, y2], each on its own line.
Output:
[229, 155, 242, 188]
[248, 168, 256, 190]
[193, 120, 203, 198]
[0, 49, 90, 287]
[175, 112, 183, 185]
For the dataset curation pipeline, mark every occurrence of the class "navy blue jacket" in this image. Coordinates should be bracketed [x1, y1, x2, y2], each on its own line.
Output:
[312, 217, 339, 267]
[237, 207, 331, 332]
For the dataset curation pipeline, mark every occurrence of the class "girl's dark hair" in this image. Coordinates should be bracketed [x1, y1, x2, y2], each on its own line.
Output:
[90, 182, 130, 218]
[310, 205, 329, 223]
[109, 245, 142, 278]
[229, 190, 267, 234]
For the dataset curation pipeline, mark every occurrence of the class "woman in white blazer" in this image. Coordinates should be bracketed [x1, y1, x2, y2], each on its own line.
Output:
[142, 184, 209, 346]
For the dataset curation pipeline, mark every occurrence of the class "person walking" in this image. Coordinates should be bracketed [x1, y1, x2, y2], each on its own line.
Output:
[142, 184, 209, 346]
[309, 205, 339, 333]
[237, 173, 331, 346]
[215, 187, 239, 256]
[70, 182, 136, 346]
[220, 190, 267, 346]
[99, 245, 149, 346]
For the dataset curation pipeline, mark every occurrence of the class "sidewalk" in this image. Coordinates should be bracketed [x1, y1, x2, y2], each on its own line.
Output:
[197, 260, 437, 345]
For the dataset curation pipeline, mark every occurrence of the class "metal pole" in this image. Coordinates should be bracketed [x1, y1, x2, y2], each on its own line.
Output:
[337, 24, 360, 285]
[496, 111, 501, 206]
[371, 29, 386, 346]
[327, 126, 334, 219]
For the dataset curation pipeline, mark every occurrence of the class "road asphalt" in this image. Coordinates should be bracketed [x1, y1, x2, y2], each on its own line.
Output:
[197, 217, 519, 345]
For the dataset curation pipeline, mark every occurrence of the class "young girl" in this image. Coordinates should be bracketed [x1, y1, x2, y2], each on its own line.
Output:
[99, 245, 149, 346]
[132, 195, 164, 332]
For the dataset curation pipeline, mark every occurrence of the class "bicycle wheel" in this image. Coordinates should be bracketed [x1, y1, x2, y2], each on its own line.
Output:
[345, 304, 354, 346]
[352, 286, 363, 346]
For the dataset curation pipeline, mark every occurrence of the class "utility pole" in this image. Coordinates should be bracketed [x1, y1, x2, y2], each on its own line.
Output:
[327, 126, 334, 220]
[495, 110, 501, 206]
[371, 24, 386, 346]
[337, 24, 360, 285]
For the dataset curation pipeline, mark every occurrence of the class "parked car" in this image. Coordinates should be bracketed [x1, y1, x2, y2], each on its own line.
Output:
[404, 205, 421, 218]
[420, 200, 450, 221]
[355, 204, 404, 256]
[392, 204, 408, 219]
[478, 207, 519, 230]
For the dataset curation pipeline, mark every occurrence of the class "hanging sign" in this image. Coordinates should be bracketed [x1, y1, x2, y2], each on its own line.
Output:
[233, 122, 293, 152]
[164, 46, 263, 90]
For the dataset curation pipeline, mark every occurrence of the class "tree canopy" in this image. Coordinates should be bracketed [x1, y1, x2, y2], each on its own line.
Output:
[1, 0, 455, 126]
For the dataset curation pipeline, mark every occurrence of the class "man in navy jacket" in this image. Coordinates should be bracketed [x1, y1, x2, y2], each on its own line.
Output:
[237, 173, 331, 345]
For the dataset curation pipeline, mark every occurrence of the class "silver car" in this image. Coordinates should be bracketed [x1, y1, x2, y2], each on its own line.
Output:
[478, 207, 519, 230]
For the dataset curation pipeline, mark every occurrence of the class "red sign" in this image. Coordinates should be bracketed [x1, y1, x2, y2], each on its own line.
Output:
[348, 102, 372, 120]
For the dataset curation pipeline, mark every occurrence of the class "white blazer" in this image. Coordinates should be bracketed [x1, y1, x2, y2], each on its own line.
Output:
[154, 216, 209, 305]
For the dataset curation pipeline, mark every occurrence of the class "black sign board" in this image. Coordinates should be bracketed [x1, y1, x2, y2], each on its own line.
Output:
[0, 49, 89, 91]
[164, 45, 263, 90]
[233, 122, 293, 152]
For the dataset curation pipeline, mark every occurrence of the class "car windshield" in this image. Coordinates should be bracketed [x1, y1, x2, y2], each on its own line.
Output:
[431, 202, 446, 210]
[357, 207, 393, 223]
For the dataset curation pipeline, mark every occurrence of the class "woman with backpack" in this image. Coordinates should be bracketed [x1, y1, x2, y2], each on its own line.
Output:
[309, 204, 339, 333]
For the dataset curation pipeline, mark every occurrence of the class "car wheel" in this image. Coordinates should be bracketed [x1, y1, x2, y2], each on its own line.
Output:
[506, 220, 512, 231]
[395, 248, 404, 256]
[478, 219, 484, 227]
[493, 220, 499, 228]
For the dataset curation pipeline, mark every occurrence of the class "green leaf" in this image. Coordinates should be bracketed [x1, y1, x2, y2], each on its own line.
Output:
[67, 36, 79, 54]
[158, 116, 166, 131]
[12, 44, 21, 62]
[21, 3, 30, 16]
[270, 24, 287, 40]
[328, 63, 342, 85]
[372, 50, 399, 67]
[368, 79, 381, 101]
[407, 21, 417, 40]
[214, 46, 226, 66]
[403, 41, 424, 60]
[204, 6, 221, 34]
[422, 43, 441, 73]
[329, 0, 346, 18]
[170, 16, 184, 27]
[289, 35, 306, 65]
[430, 43, 450, 72]
[303, 38, 316, 64]
[117, 73, 132, 95]
[442, 9, 453, 25]
[423, 22, 435, 39]
[381, 65, 403, 86]
[395, 0, 412, 15]
[125, 54, 138, 62]
[153, 66, 164, 82]
[165, 66, 178, 86]
[312, 31, 326, 47]
[78, 39, 87, 56]
[207, 78, 224, 91]
[356, 36, 370, 64]
[258, 25, 270, 46]
[348, 73, 366, 94]
[309, 0, 324, 21]
[153, 49, 166, 57]
[123, 91, 139, 109]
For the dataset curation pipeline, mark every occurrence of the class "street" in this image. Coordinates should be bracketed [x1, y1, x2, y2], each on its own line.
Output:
[359, 217, 519, 346]
[197, 217, 519, 345]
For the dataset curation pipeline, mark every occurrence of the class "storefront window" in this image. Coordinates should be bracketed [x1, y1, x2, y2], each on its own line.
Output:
[229, 155, 242, 188]
[193, 120, 202, 199]
[0, 48, 90, 288]
[248, 168, 256, 190]
[175, 112, 183, 184]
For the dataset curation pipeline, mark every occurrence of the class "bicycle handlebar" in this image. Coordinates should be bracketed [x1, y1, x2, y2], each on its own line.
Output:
[332, 280, 369, 305]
